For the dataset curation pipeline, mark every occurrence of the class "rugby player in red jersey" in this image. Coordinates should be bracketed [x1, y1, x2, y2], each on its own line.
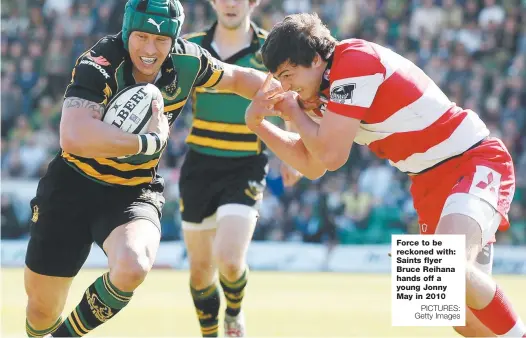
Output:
[246, 13, 525, 338]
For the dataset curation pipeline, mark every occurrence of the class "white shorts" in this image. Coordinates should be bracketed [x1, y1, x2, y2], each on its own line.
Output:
[440, 193, 501, 247]
[182, 204, 258, 231]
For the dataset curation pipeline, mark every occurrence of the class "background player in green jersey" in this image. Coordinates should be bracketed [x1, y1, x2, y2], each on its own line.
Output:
[23, 0, 284, 337]
[179, 1, 301, 336]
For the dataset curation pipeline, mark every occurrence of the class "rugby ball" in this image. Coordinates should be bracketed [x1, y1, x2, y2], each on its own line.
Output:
[102, 83, 163, 134]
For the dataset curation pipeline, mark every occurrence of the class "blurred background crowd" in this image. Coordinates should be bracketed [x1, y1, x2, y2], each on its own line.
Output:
[2, 0, 525, 245]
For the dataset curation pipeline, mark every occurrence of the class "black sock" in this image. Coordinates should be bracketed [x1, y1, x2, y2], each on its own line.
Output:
[191, 281, 221, 337]
[220, 267, 248, 317]
[51, 272, 133, 337]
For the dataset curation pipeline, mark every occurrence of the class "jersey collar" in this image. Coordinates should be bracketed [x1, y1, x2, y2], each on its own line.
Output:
[201, 21, 263, 64]
[319, 52, 334, 93]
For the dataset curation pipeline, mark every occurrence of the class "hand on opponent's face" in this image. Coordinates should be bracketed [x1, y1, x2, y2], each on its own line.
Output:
[245, 72, 323, 128]
[245, 73, 286, 128]
[273, 90, 303, 121]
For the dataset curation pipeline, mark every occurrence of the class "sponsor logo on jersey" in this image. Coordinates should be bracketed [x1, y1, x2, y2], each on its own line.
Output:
[162, 74, 181, 100]
[88, 50, 111, 66]
[80, 59, 111, 79]
[330, 82, 356, 104]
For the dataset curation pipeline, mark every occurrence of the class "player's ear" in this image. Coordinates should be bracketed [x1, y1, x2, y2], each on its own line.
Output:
[312, 53, 323, 68]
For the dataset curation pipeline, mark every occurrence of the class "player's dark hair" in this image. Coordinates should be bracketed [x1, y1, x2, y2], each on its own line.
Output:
[261, 13, 337, 73]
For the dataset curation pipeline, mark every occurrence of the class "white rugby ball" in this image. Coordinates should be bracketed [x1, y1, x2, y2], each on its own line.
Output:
[102, 83, 163, 134]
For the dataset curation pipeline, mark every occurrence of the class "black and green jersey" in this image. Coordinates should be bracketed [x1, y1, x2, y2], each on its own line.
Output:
[183, 22, 269, 158]
[62, 32, 224, 186]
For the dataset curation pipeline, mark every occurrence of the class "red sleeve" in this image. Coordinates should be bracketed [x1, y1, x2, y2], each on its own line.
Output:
[327, 43, 386, 120]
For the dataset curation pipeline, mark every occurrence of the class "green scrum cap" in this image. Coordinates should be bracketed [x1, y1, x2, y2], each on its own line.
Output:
[122, 0, 185, 50]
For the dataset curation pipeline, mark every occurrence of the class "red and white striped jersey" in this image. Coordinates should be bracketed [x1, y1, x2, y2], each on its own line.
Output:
[314, 39, 489, 174]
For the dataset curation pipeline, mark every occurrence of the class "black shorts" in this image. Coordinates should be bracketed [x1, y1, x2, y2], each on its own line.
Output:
[179, 150, 268, 223]
[25, 155, 165, 277]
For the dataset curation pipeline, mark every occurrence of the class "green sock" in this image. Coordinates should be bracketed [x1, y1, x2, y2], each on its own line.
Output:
[26, 317, 62, 337]
[51, 272, 133, 337]
[191, 281, 221, 337]
[220, 267, 248, 317]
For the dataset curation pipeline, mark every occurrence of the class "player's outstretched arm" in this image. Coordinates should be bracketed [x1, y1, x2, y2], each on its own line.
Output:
[214, 63, 282, 100]
[279, 121, 304, 186]
[252, 120, 327, 180]
[276, 92, 360, 171]
[59, 97, 165, 158]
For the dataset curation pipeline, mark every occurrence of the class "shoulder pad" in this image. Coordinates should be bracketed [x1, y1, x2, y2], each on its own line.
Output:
[173, 38, 203, 57]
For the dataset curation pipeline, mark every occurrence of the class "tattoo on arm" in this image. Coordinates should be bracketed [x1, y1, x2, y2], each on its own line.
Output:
[63, 97, 105, 119]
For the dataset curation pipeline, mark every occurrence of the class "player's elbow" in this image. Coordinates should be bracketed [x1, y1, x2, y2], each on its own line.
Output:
[60, 129, 80, 154]
[60, 120, 88, 156]
[234, 67, 264, 99]
[303, 156, 327, 180]
[303, 167, 327, 180]
[60, 134, 87, 156]
[216, 64, 242, 94]
[320, 151, 349, 172]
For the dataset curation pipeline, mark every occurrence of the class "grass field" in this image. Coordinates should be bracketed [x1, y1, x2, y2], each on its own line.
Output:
[2, 268, 525, 337]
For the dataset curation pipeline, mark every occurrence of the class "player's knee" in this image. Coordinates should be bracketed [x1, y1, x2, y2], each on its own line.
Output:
[436, 213, 482, 263]
[215, 248, 245, 280]
[111, 249, 152, 290]
[26, 300, 62, 328]
[188, 258, 215, 289]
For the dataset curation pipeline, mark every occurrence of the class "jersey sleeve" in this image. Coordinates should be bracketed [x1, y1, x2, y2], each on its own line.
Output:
[181, 39, 225, 89]
[327, 49, 386, 120]
[64, 47, 116, 107]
